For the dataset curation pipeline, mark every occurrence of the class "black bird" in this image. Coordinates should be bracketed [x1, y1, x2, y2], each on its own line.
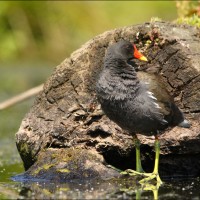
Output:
[96, 40, 190, 184]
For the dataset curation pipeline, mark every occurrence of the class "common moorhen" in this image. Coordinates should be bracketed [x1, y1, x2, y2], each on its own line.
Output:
[96, 40, 190, 184]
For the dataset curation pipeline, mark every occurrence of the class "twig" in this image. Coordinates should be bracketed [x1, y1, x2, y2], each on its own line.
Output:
[0, 84, 44, 110]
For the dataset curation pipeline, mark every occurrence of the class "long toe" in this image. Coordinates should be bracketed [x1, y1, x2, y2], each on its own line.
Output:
[139, 173, 163, 185]
[121, 169, 146, 176]
[106, 165, 123, 172]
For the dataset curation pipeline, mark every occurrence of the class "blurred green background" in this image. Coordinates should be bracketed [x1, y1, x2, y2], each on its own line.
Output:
[0, 1, 178, 63]
[0, 1, 199, 181]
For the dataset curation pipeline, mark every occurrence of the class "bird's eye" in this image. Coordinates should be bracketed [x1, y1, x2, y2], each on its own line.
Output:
[125, 45, 132, 51]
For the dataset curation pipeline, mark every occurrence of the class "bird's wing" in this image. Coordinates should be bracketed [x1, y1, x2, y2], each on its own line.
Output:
[134, 82, 168, 126]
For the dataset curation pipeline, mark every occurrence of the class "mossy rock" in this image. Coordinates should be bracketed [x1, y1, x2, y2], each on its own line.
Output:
[16, 148, 119, 181]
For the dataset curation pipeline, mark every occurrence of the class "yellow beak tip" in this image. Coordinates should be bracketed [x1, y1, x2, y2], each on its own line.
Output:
[140, 56, 148, 62]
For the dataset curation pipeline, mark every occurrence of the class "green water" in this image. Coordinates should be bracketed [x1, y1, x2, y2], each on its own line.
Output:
[0, 63, 53, 198]
[0, 64, 200, 199]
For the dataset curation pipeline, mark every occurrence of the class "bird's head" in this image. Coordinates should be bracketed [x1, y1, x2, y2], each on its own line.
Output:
[107, 40, 148, 62]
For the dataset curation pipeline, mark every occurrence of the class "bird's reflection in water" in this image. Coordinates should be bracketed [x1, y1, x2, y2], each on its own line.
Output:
[138, 183, 160, 200]
[121, 181, 161, 200]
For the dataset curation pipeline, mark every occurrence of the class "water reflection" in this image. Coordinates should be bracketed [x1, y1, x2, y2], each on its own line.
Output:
[1, 176, 197, 199]
[135, 183, 160, 200]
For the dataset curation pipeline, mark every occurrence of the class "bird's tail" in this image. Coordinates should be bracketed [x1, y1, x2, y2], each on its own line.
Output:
[178, 119, 191, 128]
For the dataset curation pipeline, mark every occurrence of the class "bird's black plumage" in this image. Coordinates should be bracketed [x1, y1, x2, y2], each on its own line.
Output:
[96, 40, 189, 135]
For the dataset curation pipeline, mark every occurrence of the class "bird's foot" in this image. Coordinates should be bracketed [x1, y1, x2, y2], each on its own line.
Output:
[121, 169, 163, 185]
[139, 172, 163, 185]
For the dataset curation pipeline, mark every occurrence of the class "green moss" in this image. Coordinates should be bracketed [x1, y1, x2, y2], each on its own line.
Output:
[43, 164, 54, 170]
[49, 149, 76, 163]
[176, 15, 200, 28]
[51, 153, 57, 159]
[19, 142, 29, 156]
[144, 40, 152, 48]
[32, 167, 42, 175]
[32, 164, 54, 175]
[29, 147, 103, 180]
[56, 168, 70, 173]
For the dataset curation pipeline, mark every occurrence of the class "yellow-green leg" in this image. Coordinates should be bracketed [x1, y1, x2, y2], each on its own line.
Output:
[121, 136, 163, 185]
[121, 136, 145, 176]
[139, 138, 163, 184]
[135, 138, 144, 173]
[108, 136, 145, 175]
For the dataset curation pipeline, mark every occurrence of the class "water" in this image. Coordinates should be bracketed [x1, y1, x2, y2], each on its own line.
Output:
[0, 64, 200, 199]
[2, 168, 200, 199]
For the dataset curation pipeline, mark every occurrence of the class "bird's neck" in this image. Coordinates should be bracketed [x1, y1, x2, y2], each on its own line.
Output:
[101, 58, 140, 100]
[104, 57, 138, 81]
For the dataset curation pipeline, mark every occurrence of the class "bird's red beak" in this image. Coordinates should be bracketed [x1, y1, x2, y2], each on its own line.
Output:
[133, 44, 148, 61]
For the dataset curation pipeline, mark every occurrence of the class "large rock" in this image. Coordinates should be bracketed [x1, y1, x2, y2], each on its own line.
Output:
[16, 21, 200, 180]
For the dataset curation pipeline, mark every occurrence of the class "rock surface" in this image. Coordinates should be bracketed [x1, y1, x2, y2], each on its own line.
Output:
[16, 21, 200, 180]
